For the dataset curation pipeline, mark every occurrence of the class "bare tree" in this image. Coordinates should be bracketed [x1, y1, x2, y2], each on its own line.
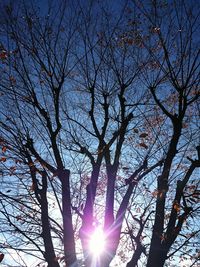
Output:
[125, 1, 200, 266]
[0, 1, 199, 267]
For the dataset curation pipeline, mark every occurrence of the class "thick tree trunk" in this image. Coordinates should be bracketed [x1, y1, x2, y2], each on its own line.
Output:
[79, 164, 101, 266]
[104, 165, 117, 230]
[126, 243, 145, 267]
[41, 200, 60, 267]
[146, 244, 167, 267]
[96, 224, 122, 267]
[147, 122, 182, 267]
[60, 169, 77, 267]
[40, 173, 60, 267]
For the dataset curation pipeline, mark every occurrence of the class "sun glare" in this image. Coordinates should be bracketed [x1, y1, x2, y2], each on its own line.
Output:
[89, 227, 105, 256]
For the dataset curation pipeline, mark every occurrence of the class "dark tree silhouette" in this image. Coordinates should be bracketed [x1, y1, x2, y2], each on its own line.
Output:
[0, 1, 199, 267]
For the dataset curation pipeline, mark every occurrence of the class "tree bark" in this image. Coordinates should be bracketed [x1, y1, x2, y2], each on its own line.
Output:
[147, 121, 182, 267]
[60, 169, 77, 267]
[126, 243, 145, 267]
[104, 164, 117, 230]
[146, 247, 167, 267]
[79, 163, 101, 266]
[40, 173, 60, 267]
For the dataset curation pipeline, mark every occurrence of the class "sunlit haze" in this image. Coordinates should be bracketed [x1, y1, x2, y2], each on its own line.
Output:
[89, 227, 105, 256]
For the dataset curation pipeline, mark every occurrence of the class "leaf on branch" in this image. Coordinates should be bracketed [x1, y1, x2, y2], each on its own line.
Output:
[30, 183, 36, 191]
[0, 157, 6, 162]
[9, 76, 16, 84]
[47, 71, 53, 77]
[152, 190, 158, 197]
[9, 166, 16, 175]
[126, 38, 135, 45]
[122, 166, 130, 171]
[0, 50, 8, 60]
[16, 215, 22, 221]
[173, 202, 181, 212]
[139, 133, 148, 138]
[15, 159, 23, 164]
[0, 253, 4, 262]
[139, 142, 148, 149]
[133, 128, 139, 133]
[23, 95, 32, 102]
[150, 27, 160, 34]
[0, 138, 5, 144]
[2, 146, 7, 153]
[136, 207, 141, 213]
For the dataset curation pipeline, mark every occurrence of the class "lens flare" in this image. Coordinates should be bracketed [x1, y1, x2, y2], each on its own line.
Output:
[89, 227, 105, 256]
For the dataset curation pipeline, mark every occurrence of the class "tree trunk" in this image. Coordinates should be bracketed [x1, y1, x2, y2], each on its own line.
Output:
[126, 243, 145, 267]
[40, 187, 60, 267]
[97, 226, 121, 267]
[146, 245, 167, 267]
[79, 164, 101, 265]
[147, 122, 182, 267]
[104, 165, 117, 230]
[60, 169, 77, 267]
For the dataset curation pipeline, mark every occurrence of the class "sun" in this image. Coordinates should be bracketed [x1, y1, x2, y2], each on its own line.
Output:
[89, 227, 105, 256]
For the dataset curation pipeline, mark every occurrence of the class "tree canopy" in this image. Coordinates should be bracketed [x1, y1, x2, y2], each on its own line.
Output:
[0, 0, 199, 267]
